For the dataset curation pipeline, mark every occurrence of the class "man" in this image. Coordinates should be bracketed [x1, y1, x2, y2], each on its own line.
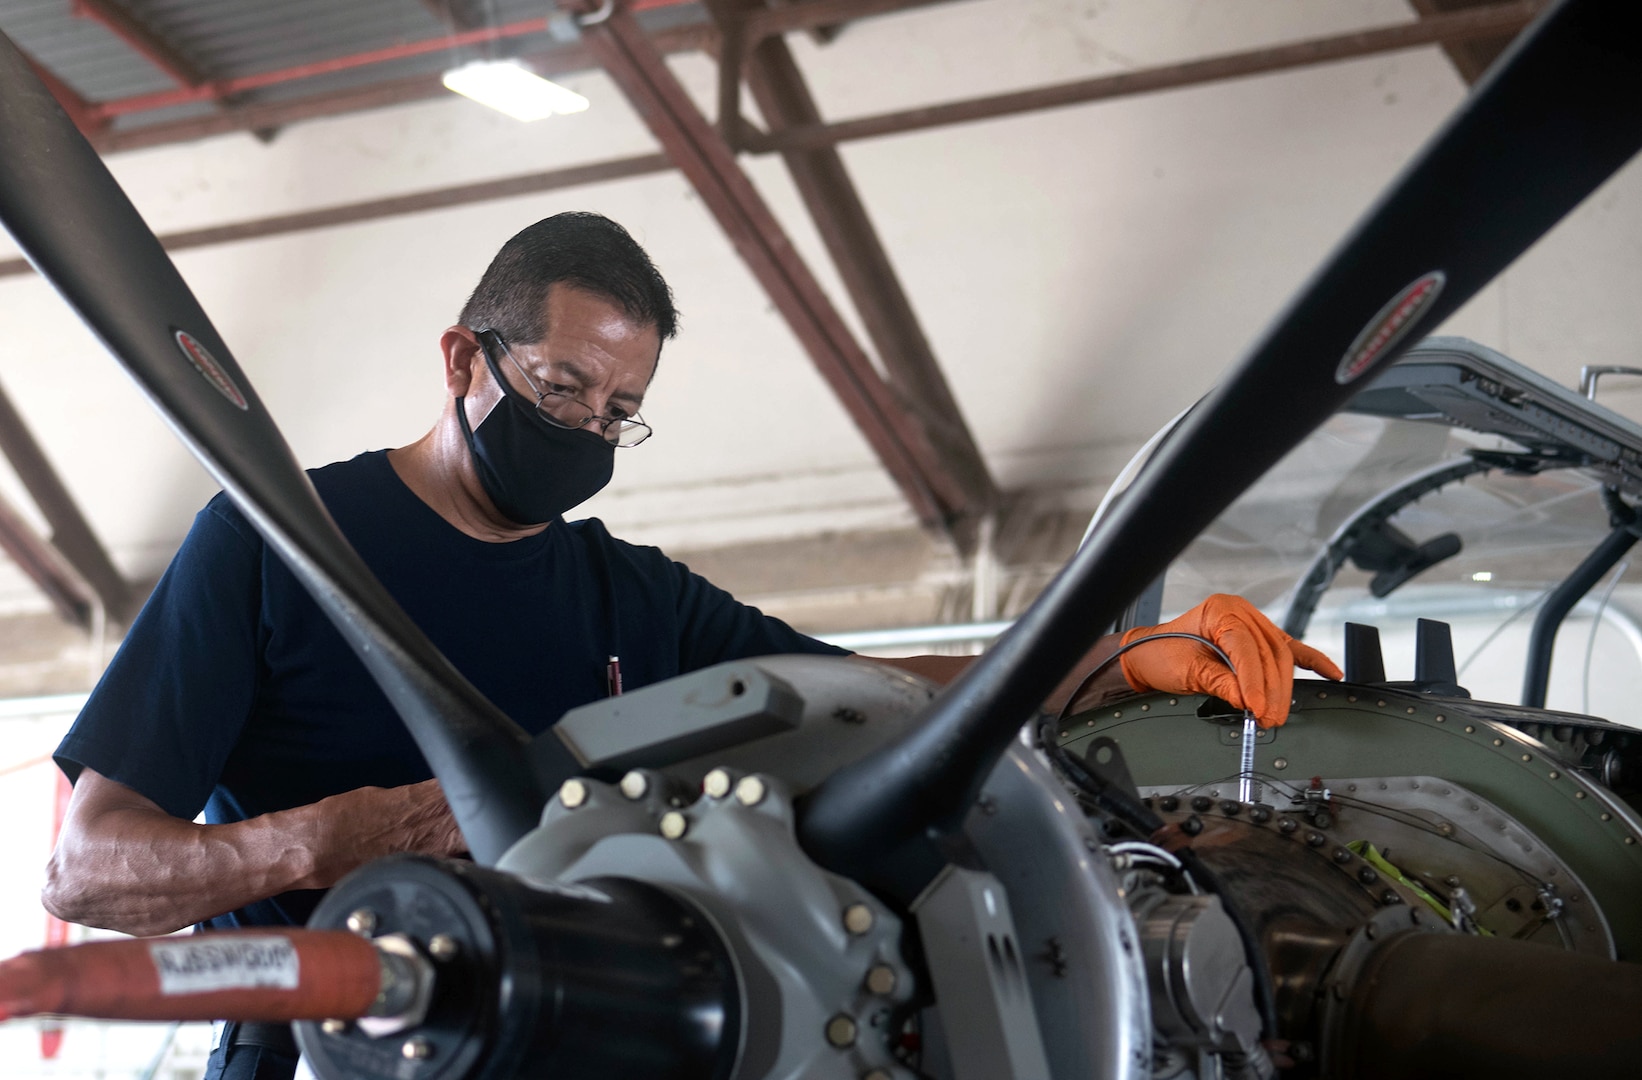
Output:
[44, 213, 1339, 1080]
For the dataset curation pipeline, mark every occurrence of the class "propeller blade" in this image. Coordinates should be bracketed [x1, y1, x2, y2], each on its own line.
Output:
[0, 32, 546, 864]
[800, 0, 1642, 889]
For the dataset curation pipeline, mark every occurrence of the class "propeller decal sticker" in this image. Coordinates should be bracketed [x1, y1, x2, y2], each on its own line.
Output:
[1335, 271, 1446, 386]
[173, 329, 248, 410]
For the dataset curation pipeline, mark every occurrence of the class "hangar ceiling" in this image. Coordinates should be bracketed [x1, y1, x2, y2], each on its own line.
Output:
[0, 0, 1638, 698]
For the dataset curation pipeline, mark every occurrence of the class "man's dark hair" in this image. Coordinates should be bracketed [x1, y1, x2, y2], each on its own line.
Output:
[459, 212, 678, 345]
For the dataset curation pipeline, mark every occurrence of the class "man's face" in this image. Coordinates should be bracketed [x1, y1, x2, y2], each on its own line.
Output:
[474, 284, 661, 428]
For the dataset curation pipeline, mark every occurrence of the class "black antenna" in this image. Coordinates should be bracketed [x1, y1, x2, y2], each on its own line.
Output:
[800, 0, 1642, 894]
[0, 33, 546, 865]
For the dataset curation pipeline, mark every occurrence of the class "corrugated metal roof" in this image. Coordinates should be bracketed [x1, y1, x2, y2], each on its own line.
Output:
[0, 0, 707, 138]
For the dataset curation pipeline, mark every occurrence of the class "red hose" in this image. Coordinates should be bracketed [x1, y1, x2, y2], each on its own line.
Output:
[0, 930, 381, 1022]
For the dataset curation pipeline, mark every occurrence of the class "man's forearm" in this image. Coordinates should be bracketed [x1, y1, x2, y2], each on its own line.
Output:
[44, 778, 463, 937]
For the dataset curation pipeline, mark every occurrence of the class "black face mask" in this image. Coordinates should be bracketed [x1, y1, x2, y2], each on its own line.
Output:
[456, 390, 615, 526]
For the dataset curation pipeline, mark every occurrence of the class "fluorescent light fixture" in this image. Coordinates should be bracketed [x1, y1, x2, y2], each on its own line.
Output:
[1472, 571, 1493, 582]
[442, 59, 589, 122]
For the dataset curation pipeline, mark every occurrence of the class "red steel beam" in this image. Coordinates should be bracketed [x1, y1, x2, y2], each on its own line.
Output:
[572, 0, 973, 533]
[712, 0, 998, 524]
[71, 0, 206, 88]
[752, 0, 1549, 152]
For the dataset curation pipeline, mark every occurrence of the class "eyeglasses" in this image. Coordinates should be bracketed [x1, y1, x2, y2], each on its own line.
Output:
[476, 330, 653, 448]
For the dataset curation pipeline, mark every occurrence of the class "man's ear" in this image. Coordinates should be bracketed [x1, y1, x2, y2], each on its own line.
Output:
[441, 326, 482, 397]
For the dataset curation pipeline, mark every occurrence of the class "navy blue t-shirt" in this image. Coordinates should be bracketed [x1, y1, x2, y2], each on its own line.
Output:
[56, 450, 845, 929]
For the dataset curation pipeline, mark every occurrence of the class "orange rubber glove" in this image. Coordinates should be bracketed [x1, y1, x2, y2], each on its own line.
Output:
[1119, 594, 1343, 729]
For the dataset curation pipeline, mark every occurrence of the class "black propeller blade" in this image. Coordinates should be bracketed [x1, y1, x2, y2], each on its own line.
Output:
[0, 32, 547, 865]
[800, 0, 1642, 891]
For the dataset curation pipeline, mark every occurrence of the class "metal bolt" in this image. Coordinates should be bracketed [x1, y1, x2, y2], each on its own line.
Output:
[660, 811, 689, 839]
[619, 771, 649, 800]
[1191, 795, 1213, 813]
[1306, 832, 1326, 848]
[1278, 817, 1298, 834]
[402, 1038, 433, 1060]
[1358, 867, 1380, 885]
[1220, 800, 1242, 816]
[559, 779, 589, 809]
[1180, 815, 1204, 836]
[1438, 822, 1454, 836]
[843, 903, 875, 936]
[1381, 890, 1403, 905]
[1159, 795, 1180, 812]
[1333, 847, 1353, 864]
[428, 934, 459, 961]
[1250, 806, 1272, 824]
[346, 909, 377, 936]
[321, 1019, 347, 1035]
[735, 775, 768, 806]
[1273, 757, 1289, 770]
[703, 769, 733, 799]
[865, 964, 897, 995]
[825, 1014, 858, 1048]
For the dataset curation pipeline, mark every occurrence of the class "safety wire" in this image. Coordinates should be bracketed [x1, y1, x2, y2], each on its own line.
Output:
[1042, 630, 1280, 1040]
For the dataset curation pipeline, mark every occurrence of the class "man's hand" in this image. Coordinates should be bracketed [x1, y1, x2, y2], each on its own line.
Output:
[1119, 594, 1342, 728]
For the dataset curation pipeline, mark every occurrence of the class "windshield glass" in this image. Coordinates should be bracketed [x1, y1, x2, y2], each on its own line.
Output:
[1158, 409, 1642, 724]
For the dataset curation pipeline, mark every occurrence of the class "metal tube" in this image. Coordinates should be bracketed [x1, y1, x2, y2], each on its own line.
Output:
[1520, 521, 1637, 708]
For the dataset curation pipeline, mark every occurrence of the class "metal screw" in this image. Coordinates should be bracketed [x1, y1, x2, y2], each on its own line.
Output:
[660, 811, 689, 839]
[559, 779, 589, 809]
[843, 903, 875, 936]
[703, 769, 733, 799]
[865, 964, 897, 995]
[1273, 757, 1289, 770]
[321, 1019, 347, 1035]
[428, 934, 459, 961]
[402, 1038, 433, 1060]
[825, 1014, 858, 1048]
[735, 775, 768, 806]
[619, 771, 649, 800]
[346, 909, 377, 936]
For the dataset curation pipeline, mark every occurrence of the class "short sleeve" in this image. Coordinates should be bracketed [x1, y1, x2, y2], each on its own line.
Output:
[668, 557, 849, 672]
[54, 497, 264, 820]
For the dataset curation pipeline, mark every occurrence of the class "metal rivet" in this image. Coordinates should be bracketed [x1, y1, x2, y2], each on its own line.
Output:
[1113, 710, 1122, 718]
[559, 779, 589, 809]
[865, 965, 897, 995]
[1521, 754, 1532, 762]
[1141, 703, 1150, 711]
[428, 934, 459, 961]
[1464, 725, 1476, 733]
[1333, 847, 1352, 864]
[703, 769, 733, 799]
[1438, 823, 1454, 836]
[660, 811, 689, 839]
[1086, 718, 1095, 726]
[402, 1038, 433, 1060]
[1627, 837, 1637, 846]
[1059, 730, 1069, 738]
[1160, 796, 1180, 811]
[619, 771, 649, 800]
[1278, 817, 1298, 834]
[1549, 771, 1560, 780]
[1406, 706, 1416, 714]
[1348, 694, 1358, 703]
[844, 903, 875, 935]
[1306, 832, 1326, 847]
[1575, 791, 1587, 799]
[1273, 757, 1288, 770]
[1358, 867, 1380, 884]
[1250, 806, 1272, 824]
[1435, 714, 1445, 722]
[346, 909, 377, 936]
[1601, 813, 1613, 822]
[1377, 699, 1387, 707]
[735, 775, 768, 806]
[1221, 800, 1242, 816]
[321, 1019, 347, 1035]
[1317, 691, 1328, 699]
[1191, 795, 1213, 813]
[825, 1014, 858, 1048]
[1381, 890, 1402, 905]
[1169, 698, 1179, 705]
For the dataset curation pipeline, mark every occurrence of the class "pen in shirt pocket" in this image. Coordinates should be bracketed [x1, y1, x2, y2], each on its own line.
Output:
[606, 655, 623, 697]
